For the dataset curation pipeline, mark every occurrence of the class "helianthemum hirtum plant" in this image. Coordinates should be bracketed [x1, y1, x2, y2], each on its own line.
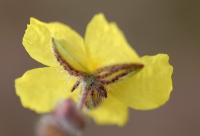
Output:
[15, 13, 173, 128]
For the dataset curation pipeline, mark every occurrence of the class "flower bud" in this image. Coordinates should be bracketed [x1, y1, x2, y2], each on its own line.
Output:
[37, 99, 85, 136]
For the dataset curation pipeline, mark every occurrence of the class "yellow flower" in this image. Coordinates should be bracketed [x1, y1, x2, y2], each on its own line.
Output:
[15, 13, 173, 126]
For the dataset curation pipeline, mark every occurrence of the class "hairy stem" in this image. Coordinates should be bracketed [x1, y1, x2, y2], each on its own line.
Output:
[77, 81, 89, 110]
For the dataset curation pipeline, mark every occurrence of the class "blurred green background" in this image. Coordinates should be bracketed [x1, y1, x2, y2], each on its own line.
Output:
[0, 0, 199, 136]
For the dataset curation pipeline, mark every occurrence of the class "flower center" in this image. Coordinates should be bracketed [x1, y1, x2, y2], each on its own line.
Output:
[52, 38, 144, 109]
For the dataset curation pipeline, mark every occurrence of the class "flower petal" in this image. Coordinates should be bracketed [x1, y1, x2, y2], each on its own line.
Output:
[47, 22, 88, 72]
[87, 96, 128, 126]
[23, 18, 58, 66]
[109, 54, 173, 110]
[23, 18, 87, 72]
[15, 67, 77, 113]
[84, 13, 141, 72]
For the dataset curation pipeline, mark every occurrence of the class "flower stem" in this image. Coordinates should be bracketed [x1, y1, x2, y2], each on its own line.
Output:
[77, 81, 89, 110]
